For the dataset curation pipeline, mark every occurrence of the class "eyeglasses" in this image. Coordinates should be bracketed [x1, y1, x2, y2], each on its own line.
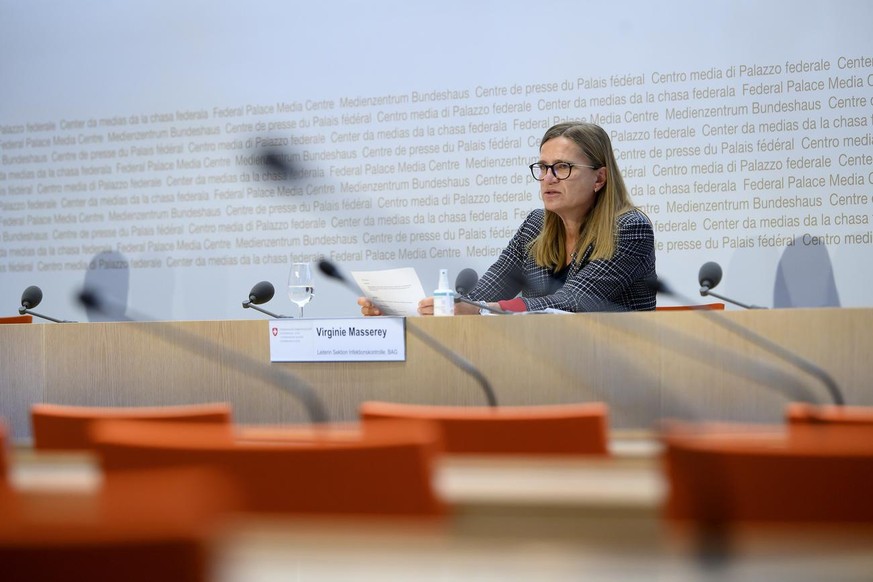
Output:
[529, 162, 599, 181]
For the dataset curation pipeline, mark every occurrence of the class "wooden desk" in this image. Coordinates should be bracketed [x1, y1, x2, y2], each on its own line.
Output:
[2, 308, 872, 440]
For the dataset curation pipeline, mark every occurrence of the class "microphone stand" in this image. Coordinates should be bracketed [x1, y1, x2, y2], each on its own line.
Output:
[402, 322, 498, 407]
[318, 259, 498, 407]
[668, 281, 844, 405]
[242, 301, 292, 319]
[18, 306, 77, 323]
[80, 289, 329, 423]
[699, 287, 767, 310]
[453, 294, 508, 315]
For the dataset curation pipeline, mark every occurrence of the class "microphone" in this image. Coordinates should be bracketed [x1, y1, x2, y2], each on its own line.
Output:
[655, 278, 844, 406]
[317, 258, 498, 407]
[248, 280, 275, 304]
[698, 262, 766, 309]
[20, 285, 42, 311]
[241, 281, 290, 319]
[698, 261, 722, 293]
[452, 269, 508, 315]
[17, 285, 77, 323]
[262, 148, 298, 177]
[454, 268, 478, 295]
[78, 288, 329, 423]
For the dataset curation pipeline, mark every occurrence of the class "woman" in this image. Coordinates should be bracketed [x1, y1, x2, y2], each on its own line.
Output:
[360, 121, 656, 315]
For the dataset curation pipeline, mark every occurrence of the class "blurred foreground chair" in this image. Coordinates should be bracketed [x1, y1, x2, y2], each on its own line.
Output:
[92, 418, 446, 516]
[0, 314, 32, 324]
[663, 421, 873, 523]
[0, 466, 237, 582]
[31, 402, 233, 452]
[655, 303, 725, 311]
[359, 401, 609, 456]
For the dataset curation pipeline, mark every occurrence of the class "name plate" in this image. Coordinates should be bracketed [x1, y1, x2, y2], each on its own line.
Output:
[268, 317, 406, 362]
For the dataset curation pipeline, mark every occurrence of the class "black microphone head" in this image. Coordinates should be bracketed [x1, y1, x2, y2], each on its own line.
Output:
[263, 149, 290, 173]
[21, 285, 43, 309]
[317, 258, 344, 282]
[455, 268, 479, 295]
[248, 281, 275, 305]
[77, 288, 102, 310]
[261, 148, 301, 182]
[698, 262, 723, 290]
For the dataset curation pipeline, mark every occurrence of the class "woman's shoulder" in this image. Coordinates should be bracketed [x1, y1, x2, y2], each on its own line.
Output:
[616, 207, 653, 229]
[517, 207, 545, 231]
[525, 207, 545, 223]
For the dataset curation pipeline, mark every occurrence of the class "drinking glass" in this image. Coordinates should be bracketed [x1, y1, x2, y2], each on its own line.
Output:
[287, 262, 314, 317]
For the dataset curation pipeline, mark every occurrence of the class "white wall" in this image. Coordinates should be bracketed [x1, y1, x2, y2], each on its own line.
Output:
[2, 0, 872, 320]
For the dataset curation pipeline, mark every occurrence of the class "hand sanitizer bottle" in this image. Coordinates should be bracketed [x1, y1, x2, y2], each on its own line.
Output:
[433, 269, 454, 316]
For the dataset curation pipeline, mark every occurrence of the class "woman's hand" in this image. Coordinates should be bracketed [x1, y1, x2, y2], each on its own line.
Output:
[363, 296, 494, 316]
[417, 297, 488, 316]
[357, 296, 382, 316]
[417, 296, 435, 316]
[453, 300, 484, 315]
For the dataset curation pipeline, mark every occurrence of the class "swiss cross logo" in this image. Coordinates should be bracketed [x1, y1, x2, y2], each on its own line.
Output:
[271, 327, 278, 336]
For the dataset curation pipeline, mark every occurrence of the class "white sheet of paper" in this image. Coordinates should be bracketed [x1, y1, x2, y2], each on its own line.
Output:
[350, 268, 426, 317]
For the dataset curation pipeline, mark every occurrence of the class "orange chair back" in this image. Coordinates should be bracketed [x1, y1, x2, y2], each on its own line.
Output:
[360, 401, 609, 456]
[31, 402, 234, 452]
[92, 419, 446, 516]
[663, 422, 873, 523]
[0, 314, 32, 324]
[655, 303, 725, 311]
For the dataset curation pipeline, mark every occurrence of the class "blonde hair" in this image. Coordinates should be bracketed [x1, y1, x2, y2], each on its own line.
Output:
[530, 122, 636, 270]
